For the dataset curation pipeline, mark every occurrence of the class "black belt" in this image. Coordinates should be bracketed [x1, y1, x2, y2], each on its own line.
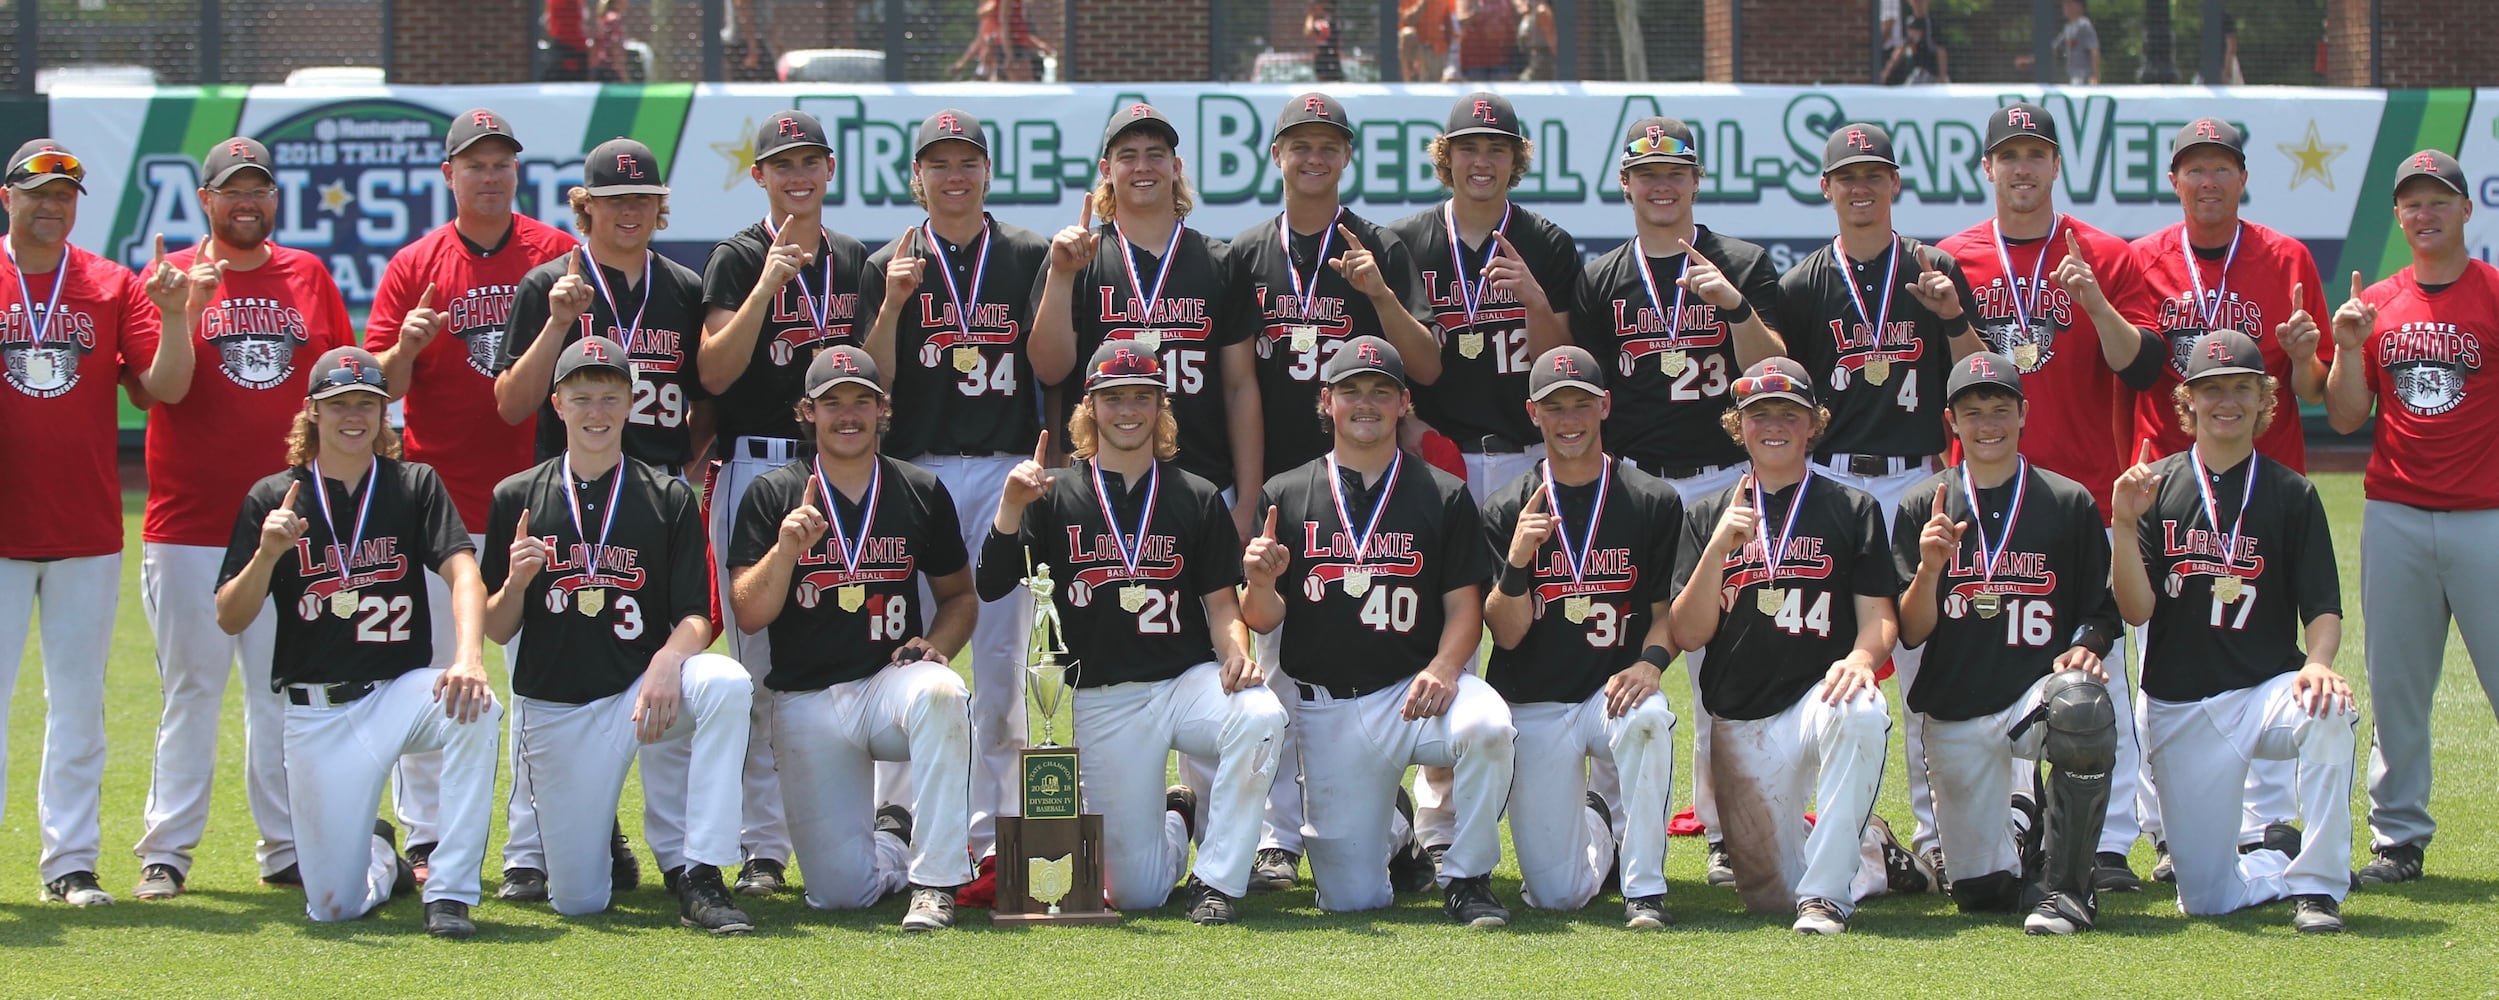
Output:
[1293, 679, 1387, 701]
[285, 680, 378, 708]
[1652, 462, 1728, 481]
[921, 449, 1011, 459]
[1823, 453, 1921, 477]
[1454, 435, 1528, 455]
[736, 436, 801, 463]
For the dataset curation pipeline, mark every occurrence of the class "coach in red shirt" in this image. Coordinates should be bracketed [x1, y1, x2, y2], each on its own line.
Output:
[2323, 149, 2499, 887]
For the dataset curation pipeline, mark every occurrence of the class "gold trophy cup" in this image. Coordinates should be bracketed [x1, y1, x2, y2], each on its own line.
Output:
[993, 561, 1116, 924]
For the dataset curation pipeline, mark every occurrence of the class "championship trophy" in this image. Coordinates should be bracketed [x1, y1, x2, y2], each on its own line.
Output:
[992, 560, 1118, 924]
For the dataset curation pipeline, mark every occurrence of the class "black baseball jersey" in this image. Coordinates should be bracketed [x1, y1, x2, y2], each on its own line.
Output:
[976, 459, 1242, 687]
[856, 216, 1051, 460]
[1389, 203, 1583, 450]
[483, 456, 711, 704]
[1230, 209, 1434, 475]
[701, 222, 871, 445]
[218, 459, 473, 688]
[1258, 454, 1490, 692]
[728, 457, 967, 692]
[497, 247, 711, 467]
[1889, 465, 2121, 721]
[2130, 452, 2340, 703]
[1569, 226, 1782, 471]
[1480, 458, 1684, 705]
[1034, 224, 1249, 488]
[1774, 238, 1980, 459]
[1674, 474, 1896, 721]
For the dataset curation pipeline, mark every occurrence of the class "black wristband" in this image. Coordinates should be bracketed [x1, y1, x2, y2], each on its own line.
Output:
[1498, 562, 1535, 596]
[1719, 298, 1754, 325]
[2069, 623, 2115, 659]
[1943, 315, 1974, 337]
[1639, 645, 1674, 670]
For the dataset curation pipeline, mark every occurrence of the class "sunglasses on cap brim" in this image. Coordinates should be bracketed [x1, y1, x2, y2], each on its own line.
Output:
[1624, 134, 1695, 159]
[311, 363, 389, 395]
[10, 151, 84, 183]
[1733, 371, 1804, 398]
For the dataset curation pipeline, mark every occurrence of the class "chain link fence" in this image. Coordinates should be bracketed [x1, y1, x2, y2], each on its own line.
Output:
[1877, 0, 2327, 87]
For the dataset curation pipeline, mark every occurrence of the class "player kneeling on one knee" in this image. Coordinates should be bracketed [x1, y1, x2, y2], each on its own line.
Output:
[1894, 352, 2125, 935]
[1243, 338, 1519, 926]
[1483, 348, 1683, 927]
[1667, 358, 1899, 936]
[213, 347, 500, 938]
[482, 337, 759, 934]
[982, 341, 1287, 924]
[727, 346, 975, 930]
[2112, 331, 2359, 934]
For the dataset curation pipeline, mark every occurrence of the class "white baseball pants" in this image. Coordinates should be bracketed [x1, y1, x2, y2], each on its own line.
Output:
[1711, 680, 1891, 916]
[773, 660, 975, 909]
[0, 554, 118, 882]
[135, 541, 294, 877]
[1652, 460, 1747, 843]
[1077, 662, 1288, 904]
[914, 453, 1031, 860]
[283, 668, 500, 921]
[1506, 689, 1676, 909]
[2143, 670, 2357, 915]
[1294, 672, 1515, 913]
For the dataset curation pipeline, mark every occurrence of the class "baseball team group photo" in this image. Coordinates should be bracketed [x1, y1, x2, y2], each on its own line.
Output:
[4, 72, 2497, 996]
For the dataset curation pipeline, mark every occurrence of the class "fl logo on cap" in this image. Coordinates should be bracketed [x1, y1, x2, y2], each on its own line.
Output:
[2006, 107, 2034, 130]
[1845, 128, 1875, 150]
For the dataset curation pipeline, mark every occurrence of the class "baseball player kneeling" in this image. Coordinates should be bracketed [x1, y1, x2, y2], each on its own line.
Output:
[211, 347, 499, 938]
[2112, 330, 2357, 933]
[481, 336, 758, 934]
[1482, 347, 1684, 929]
[727, 346, 975, 931]
[1666, 357, 1900, 936]
[1242, 337, 1518, 926]
[1894, 352, 2123, 935]
[982, 340, 1287, 925]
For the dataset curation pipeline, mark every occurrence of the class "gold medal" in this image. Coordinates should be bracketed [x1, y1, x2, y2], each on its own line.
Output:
[25, 351, 58, 387]
[1973, 591, 2003, 618]
[1119, 583, 1148, 613]
[952, 345, 981, 373]
[1457, 331, 1484, 360]
[2214, 575, 2244, 604]
[837, 584, 866, 613]
[578, 586, 606, 617]
[1342, 568, 1372, 597]
[330, 589, 359, 619]
[2012, 343, 2041, 371]
[1134, 328, 1162, 353]
[1756, 587, 1786, 616]
[1660, 350, 1689, 377]
[1864, 357, 1891, 386]
[1563, 595, 1592, 624]
[1290, 325, 1319, 353]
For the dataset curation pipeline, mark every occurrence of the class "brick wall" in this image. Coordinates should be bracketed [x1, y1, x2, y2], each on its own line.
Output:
[1704, 0, 1870, 85]
[391, 0, 534, 84]
[2326, 0, 2497, 88]
[1071, 0, 1211, 81]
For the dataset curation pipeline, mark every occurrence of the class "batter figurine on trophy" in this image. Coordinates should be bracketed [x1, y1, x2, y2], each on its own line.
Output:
[991, 556, 1114, 922]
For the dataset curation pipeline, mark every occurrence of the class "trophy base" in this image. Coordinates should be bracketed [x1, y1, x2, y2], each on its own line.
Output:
[992, 814, 1119, 925]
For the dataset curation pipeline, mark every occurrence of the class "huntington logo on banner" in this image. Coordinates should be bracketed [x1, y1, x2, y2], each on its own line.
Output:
[111, 100, 582, 311]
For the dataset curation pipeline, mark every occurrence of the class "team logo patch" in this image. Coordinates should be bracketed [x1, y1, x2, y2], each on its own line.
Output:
[2390, 361, 2466, 415]
[2167, 328, 2212, 377]
[1984, 319, 2053, 372]
[462, 327, 507, 377]
[201, 296, 312, 390]
[2, 342, 83, 397]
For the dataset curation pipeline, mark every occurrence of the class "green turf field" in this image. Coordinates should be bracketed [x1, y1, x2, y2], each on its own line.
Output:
[4, 475, 2495, 999]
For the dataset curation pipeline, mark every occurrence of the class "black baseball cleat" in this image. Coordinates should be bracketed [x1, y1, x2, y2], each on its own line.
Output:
[405, 841, 437, 886]
[1871, 815, 1937, 894]
[1623, 894, 1673, 930]
[733, 858, 787, 897]
[1442, 875, 1510, 928]
[424, 899, 477, 939]
[2150, 842, 2176, 883]
[610, 824, 641, 892]
[2094, 852, 2145, 893]
[2290, 894, 2345, 934]
[1250, 848, 1300, 893]
[498, 867, 549, 902]
[674, 865, 755, 934]
[41, 871, 113, 907]
[1182, 875, 1238, 926]
[378, 820, 416, 897]
[2242, 822, 2301, 858]
[2357, 843, 2423, 885]
[2023, 893, 2095, 936]
[1389, 787, 1437, 894]
[1704, 841, 1736, 887]
[261, 863, 303, 888]
[876, 804, 914, 845]
[1167, 785, 1201, 843]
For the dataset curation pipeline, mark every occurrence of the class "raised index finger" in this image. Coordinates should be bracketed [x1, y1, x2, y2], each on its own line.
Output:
[1335, 223, 1361, 251]
[803, 472, 820, 512]
[2290, 283, 2306, 314]
[1079, 192, 1093, 231]
[1525, 482, 1549, 514]
[1737, 471, 1755, 497]
[151, 233, 167, 267]
[1033, 430, 1051, 467]
[2349, 269, 2364, 300]
[280, 480, 301, 512]
[566, 250, 581, 277]
[416, 282, 438, 310]
[1678, 237, 1708, 264]
[515, 507, 533, 541]
[2135, 437, 2156, 467]
[1932, 485, 1946, 518]
[2064, 228, 2085, 264]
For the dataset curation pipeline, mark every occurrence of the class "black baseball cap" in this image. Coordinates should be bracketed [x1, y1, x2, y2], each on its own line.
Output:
[1984, 102, 2058, 152]
[306, 347, 389, 400]
[804, 344, 882, 398]
[755, 110, 831, 164]
[1084, 339, 1166, 392]
[914, 109, 989, 158]
[1945, 351, 2024, 403]
[1528, 346, 1606, 400]
[1620, 117, 1700, 168]
[2169, 118, 2247, 169]
[1322, 336, 1405, 386]
[445, 108, 522, 158]
[2184, 331, 2266, 382]
[201, 137, 275, 187]
[1272, 92, 1354, 142]
[1101, 102, 1180, 158]
[1822, 123, 1898, 174]
[1733, 357, 1817, 409]
[583, 138, 668, 196]
[5, 138, 86, 192]
[2393, 149, 2467, 198]
[553, 335, 637, 383]
[1443, 92, 1522, 141]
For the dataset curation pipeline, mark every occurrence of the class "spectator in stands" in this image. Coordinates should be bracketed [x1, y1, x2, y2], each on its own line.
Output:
[1882, 10, 1947, 84]
[1517, 0, 1557, 80]
[541, 0, 591, 81]
[724, 0, 775, 82]
[2052, 0, 2100, 84]
[953, 0, 1055, 82]
[1402, 0, 1453, 83]
[584, 0, 630, 82]
[1306, 1, 1344, 82]
[1877, 0, 1909, 80]
[1450, 0, 1521, 81]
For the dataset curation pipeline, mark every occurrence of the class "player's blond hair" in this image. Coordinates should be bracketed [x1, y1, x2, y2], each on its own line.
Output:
[2170, 373, 2281, 438]
[566, 186, 671, 234]
[1426, 133, 1536, 191]
[1069, 393, 1180, 462]
[1718, 402, 1834, 446]
[285, 405, 403, 466]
